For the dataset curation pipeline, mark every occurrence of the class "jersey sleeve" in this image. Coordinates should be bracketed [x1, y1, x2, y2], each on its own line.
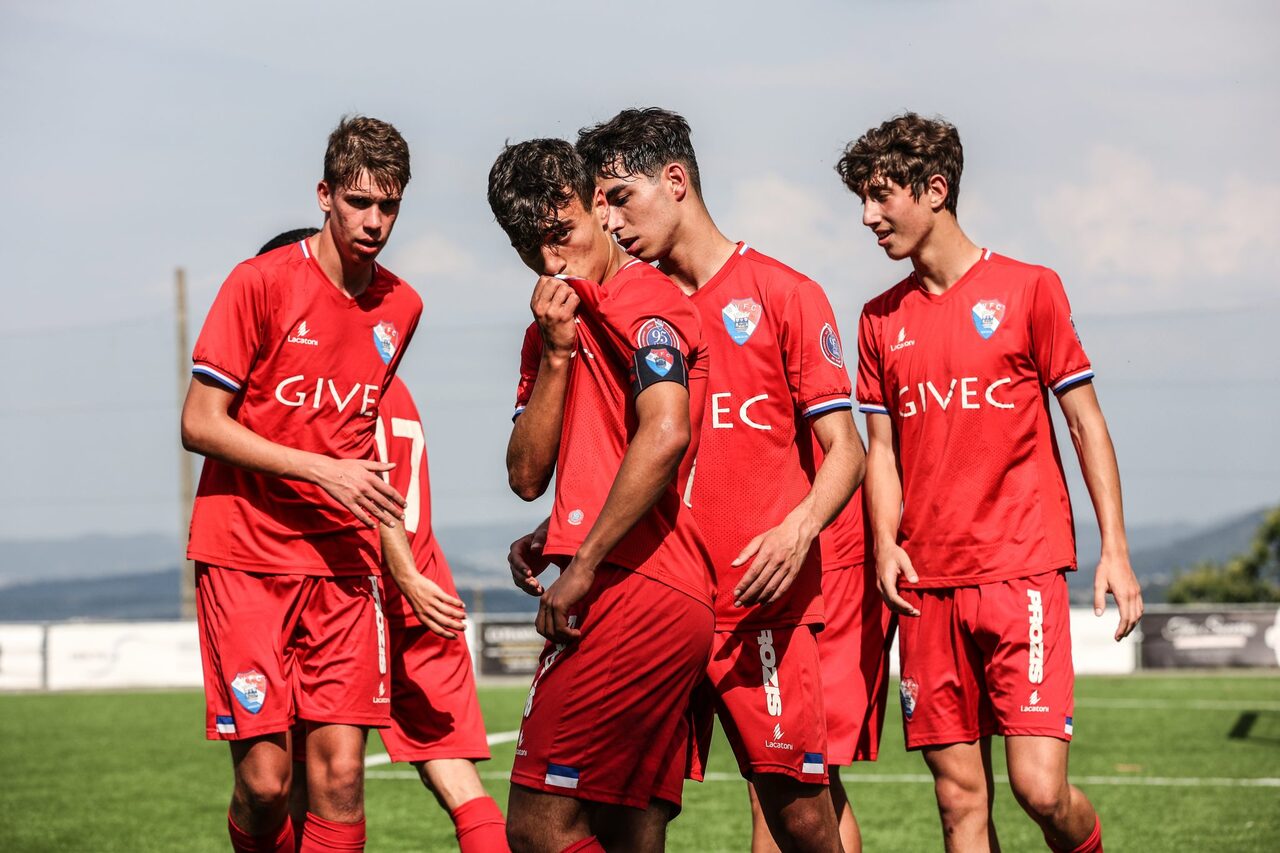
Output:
[597, 275, 698, 395]
[855, 304, 889, 415]
[513, 322, 542, 420]
[191, 263, 269, 392]
[1029, 269, 1093, 394]
[777, 279, 853, 418]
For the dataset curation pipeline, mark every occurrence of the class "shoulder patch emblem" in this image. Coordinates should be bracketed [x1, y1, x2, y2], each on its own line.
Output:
[819, 323, 844, 367]
[636, 318, 683, 353]
[721, 298, 763, 345]
[971, 300, 1005, 340]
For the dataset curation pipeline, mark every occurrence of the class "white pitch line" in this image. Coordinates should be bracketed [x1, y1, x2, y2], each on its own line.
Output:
[364, 730, 520, 768]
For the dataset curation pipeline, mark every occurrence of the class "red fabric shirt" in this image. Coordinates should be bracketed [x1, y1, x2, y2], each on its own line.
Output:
[513, 261, 713, 608]
[856, 251, 1092, 588]
[187, 238, 422, 575]
[373, 377, 454, 624]
[688, 244, 854, 629]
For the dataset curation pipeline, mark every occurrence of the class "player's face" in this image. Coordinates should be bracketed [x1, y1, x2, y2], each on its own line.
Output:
[861, 178, 933, 261]
[317, 169, 403, 265]
[517, 187, 614, 282]
[596, 167, 679, 263]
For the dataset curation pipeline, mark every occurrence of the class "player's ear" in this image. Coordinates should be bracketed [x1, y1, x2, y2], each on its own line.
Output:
[592, 185, 609, 227]
[665, 162, 688, 203]
[926, 174, 949, 213]
[317, 180, 333, 214]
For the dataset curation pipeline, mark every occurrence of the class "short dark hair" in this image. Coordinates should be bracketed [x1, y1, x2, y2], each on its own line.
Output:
[487, 138, 595, 256]
[576, 107, 702, 196]
[257, 227, 319, 257]
[835, 113, 963, 215]
[323, 115, 411, 195]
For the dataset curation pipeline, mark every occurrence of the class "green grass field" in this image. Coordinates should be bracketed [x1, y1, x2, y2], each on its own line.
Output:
[2, 674, 1278, 851]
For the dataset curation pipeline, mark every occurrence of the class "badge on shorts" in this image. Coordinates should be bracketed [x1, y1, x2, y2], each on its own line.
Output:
[231, 670, 267, 714]
[899, 676, 919, 722]
[722, 298, 762, 345]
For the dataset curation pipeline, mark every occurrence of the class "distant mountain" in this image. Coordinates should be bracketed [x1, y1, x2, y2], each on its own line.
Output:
[0, 508, 1271, 620]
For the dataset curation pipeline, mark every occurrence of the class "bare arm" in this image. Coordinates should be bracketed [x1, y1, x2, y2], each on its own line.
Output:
[379, 523, 465, 639]
[733, 409, 866, 607]
[180, 374, 404, 528]
[536, 381, 691, 642]
[865, 413, 919, 616]
[506, 277, 579, 500]
[1057, 382, 1143, 640]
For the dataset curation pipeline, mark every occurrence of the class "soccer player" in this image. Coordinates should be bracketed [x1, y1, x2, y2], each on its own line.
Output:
[255, 229, 509, 853]
[838, 113, 1143, 853]
[576, 108, 878, 853]
[182, 117, 423, 853]
[490, 138, 715, 853]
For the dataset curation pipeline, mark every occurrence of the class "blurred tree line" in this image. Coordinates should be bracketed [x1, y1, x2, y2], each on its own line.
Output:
[1167, 505, 1280, 603]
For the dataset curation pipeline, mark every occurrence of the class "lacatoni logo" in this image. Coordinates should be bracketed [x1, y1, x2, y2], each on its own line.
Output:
[897, 376, 1014, 418]
[1027, 589, 1045, 684]
[372, 320, 399, 365]
[275, 375, 382, 416]
[972, 299, 1006, 340]
[890, 326, 916, 352]
[764, 721, 793, 751]
[1020, 689, 1050, 714]
[758, 629, 783, 717]
[287, 319, 319, 346]
[820, 323, 844, 367]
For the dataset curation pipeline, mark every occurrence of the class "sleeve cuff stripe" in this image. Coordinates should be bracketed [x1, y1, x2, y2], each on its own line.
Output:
[858, 403, 890, 415]
[1052, 370, 1095, 393]
[803, 399, 854, 417]
[511, 405, 526, 422]
[192, 365, 241, 392]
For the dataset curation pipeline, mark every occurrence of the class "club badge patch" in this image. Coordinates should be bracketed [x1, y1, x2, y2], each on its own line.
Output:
[636, 318, 682, 352]
[372, 320, 399, 364]
[231, 670, 267, 714]
[645, 347, 674, 376]
[721, 298, 762, 345]
[971, 300, 1005, 340]
[819, 323, 844, 367]
[900, 676, 919, 722]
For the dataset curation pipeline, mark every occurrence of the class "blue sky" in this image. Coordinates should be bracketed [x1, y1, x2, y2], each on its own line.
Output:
[0, 0, 1276, 543]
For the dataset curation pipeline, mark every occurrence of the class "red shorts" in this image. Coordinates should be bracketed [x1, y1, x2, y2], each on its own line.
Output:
[196, 564, 390, 740]
[694, 625, 829, 783]
[511, 565, 713, 810]
[379, 619, 490, 763]
[897, 570, 1075, 749]
[819, 565, 896, 765]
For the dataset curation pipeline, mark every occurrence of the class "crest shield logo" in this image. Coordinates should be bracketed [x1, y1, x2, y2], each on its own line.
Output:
[722, 298, 763, 345]
[636, 318, 682, 352]
[819, 323, 844, 367]
[231, 670, 267, 714]
[372, 321, 399, 364]
[645, 347, 674, 376]
[900, 676, 919, 721]
[971, 300, 1006, 340]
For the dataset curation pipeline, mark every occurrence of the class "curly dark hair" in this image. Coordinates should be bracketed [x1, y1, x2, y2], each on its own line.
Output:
[487, 138, 595, 256]
[576, 107, 702, 196]
[323, 115, 411, 195]
[835, 113, 963, 215]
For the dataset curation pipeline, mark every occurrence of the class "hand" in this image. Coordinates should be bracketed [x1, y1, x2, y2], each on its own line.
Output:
[731, 513, 820, 607]
[1094, 554, 1143, 641]
[531, 275, 579, 357]
[310, 456, 405, 528]
[397, 573, 466, 639]
[535, 561, 595, 644]
[509, 522, 552, 596]
[876, 543, 920, 616]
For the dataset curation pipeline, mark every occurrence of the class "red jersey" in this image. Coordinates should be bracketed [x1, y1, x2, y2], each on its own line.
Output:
[688, 244, 854, 630]
[187, 238, 422, 575]
[512, 261, 713, 607]
[373, 377, 453, 624]
[855, 250, 1092, 588]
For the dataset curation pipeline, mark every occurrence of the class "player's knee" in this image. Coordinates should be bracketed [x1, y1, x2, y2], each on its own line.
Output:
[235, 768, 291, 814]
[932, 775, 987, 823]
[504, 810, 545, 853]
[1010, 777, 1070, 825]
[310, 754, 365, 810]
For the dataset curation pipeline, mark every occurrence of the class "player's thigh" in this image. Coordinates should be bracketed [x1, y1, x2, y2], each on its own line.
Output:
[507, 783, 591, 850]
[294, 574, 391, 729]
[708, 625, 829, 784]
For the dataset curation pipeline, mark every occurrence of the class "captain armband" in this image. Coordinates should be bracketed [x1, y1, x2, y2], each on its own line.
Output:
[631, 345, 689, 396]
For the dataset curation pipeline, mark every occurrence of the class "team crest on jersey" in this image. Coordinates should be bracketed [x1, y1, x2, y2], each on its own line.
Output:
[636, 318, 683, 352]
[645, 347, 675, 376]
[372, 321, 399, 364]
[971, 300, 1006, 340]
[819, 323, 844, 367]
[721, 298, 762, 345]
[899, 677, 919, 721]
[231, 670, 267, 714]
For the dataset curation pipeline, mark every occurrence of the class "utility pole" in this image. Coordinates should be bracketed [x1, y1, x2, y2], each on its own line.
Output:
[175, 267, 196, 619]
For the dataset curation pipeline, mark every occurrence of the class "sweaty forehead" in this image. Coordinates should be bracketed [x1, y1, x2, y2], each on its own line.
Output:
[339, 170, 402, 200]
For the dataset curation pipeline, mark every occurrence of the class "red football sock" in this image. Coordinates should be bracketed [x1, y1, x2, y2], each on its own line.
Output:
[1047, 816, 1103, 853]
[228, 812, 295, 853]
[560, 837, 606, 853]
[451, 796, 509, 853]
[299, 812, 366, 852]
